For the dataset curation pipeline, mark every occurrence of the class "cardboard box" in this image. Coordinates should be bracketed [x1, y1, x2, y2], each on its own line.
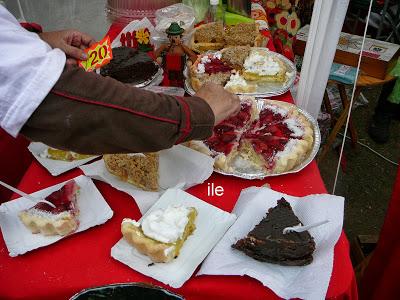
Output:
[294, 25, 400, 79]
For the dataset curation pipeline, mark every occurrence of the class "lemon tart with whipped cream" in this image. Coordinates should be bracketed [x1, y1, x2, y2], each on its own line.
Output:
[242, 49, 287, 82]
[122, 205, 197, 263]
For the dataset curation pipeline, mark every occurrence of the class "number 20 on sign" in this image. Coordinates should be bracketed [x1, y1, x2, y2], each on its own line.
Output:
[79, 36, 113, 72]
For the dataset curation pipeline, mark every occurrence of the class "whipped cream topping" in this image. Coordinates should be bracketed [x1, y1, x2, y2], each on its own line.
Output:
[197, 63, 206, 74]
[213, 51, 222, 60]
[244, 51, 281, 76]
[225, 73, 249, 89]
[141, 205, 190, 244]
[196, 53, 222, 74]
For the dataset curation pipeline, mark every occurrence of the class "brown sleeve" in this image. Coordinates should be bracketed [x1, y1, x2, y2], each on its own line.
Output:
[21, 66, 214, 154]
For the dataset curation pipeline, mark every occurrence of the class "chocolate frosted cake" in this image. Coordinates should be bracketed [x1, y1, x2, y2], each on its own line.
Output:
[100, 47, 158, 84]
[232, 198, 315, 266]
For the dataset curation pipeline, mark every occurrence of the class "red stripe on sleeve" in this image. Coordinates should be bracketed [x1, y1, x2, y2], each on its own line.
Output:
[175, 96, 192, 144]
[51, 89, 180, 125]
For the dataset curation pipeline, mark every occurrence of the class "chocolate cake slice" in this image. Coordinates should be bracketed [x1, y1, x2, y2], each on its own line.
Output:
[232, 198, 315, 266]
[100, 47, 158, 84]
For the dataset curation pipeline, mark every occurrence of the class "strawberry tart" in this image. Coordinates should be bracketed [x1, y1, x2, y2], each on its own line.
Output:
[19, 180, 80, 236]
[188, 97, 314, 175]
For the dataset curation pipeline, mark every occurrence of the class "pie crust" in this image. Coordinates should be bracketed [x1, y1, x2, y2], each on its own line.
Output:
[188, 97, 314, 175]
[19, 180, 80, 236]
[121, 207, 197, 263]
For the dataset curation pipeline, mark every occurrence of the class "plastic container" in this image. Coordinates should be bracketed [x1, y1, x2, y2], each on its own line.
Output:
[151, 3, 196, 49]
[154, 3, 196, 34]
[105, 0, 180, 26]
[182, 0, 210, 23]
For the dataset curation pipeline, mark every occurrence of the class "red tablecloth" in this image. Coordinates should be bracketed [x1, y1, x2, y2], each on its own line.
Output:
[360, 163, 400, 299]
[0, 21, 357, 299]
[0, 92, 357, 300]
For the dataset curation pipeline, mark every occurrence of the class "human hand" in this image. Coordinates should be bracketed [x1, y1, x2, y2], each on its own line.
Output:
[195, 82, 241, 125]
[39, 29, 96, 65]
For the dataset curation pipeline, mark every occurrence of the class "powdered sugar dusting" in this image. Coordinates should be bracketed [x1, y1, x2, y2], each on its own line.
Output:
[284, 118, 304, 137]
[264, 104, 287, 117]
[24, 208, 72, 220]
[276, 139, 298, 159]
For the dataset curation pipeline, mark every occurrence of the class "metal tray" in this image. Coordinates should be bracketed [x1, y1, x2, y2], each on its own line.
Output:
[184, 48, 296, 97]
[212, 99, 321, 180]
[97, 62, 163, 88]
[134, 63, 163, 88]
[70, 282, 183, 300]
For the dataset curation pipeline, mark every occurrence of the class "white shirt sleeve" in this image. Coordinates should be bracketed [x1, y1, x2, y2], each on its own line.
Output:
[0, 6, 66, 137]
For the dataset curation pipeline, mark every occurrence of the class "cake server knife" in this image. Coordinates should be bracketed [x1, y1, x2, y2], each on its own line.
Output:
[283, 220, 330, 234]
[0, 180, 56, 208]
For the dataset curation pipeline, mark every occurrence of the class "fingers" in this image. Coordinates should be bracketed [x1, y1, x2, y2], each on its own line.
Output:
[64, 44, 88, 60]
[66, 58, 79, 66]
[79, 31, 96, 47]
[195, 82, 242, 125]
[231, 94, 241, 115]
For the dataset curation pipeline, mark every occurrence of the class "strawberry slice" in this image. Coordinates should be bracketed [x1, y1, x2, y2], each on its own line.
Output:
[34, 180, 79, 214]
[220, 132, 237, 143]
[215, 124, 235, 134]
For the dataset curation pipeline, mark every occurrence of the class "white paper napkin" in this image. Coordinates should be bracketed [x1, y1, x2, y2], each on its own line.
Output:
[111, 188, 237, 288]
[0, 175, 113, 257]
[198, 187, 344, 300]
[80, 145, 214, 213]
[28, 142, 99, 176]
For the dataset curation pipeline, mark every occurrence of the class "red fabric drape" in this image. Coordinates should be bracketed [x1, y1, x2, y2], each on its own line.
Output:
[360, 163, 400, 299]
[0, 129, 32, 202]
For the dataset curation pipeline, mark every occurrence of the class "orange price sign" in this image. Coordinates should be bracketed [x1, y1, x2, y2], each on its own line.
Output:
[78, 36, 113, 72]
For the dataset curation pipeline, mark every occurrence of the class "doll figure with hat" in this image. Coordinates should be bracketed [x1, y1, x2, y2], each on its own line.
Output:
[155, 22, 197, 87]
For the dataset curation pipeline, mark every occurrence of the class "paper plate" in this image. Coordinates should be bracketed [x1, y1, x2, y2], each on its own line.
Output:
[111, 189, 237, 288]
[0, 175, 113, 256]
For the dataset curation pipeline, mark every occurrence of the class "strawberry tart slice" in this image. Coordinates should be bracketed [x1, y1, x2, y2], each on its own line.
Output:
[239, 101, 314, 174]
[204, 97, 258, 171]
[19, 180, 80, 236]
[189, 52, 233, 91]
[188, 97, 314, 175]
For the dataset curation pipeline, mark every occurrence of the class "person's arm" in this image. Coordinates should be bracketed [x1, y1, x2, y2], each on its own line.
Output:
[154, 44, 168, 60]
[20, 67, 239, 154]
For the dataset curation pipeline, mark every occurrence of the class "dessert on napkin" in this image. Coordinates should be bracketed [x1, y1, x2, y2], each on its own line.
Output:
[19, 180, 80, 236]
[121, 205, 197, 263]
[39, 147, 93, 161]
[232, 197, 315, 266]
[103, 153, 159, 191]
